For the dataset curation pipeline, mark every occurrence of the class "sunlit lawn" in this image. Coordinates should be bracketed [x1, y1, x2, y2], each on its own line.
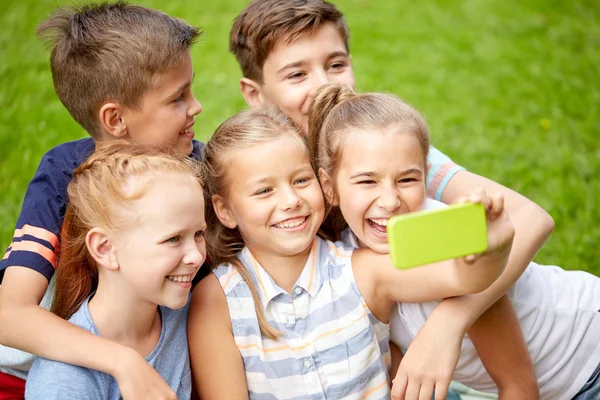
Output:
[1, 0, 598, 274]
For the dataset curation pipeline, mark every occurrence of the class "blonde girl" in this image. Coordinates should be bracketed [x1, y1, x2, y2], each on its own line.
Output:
[310, 83, 600, 400]
[187, 107, 514, 399]
[25, 141, 207, 399]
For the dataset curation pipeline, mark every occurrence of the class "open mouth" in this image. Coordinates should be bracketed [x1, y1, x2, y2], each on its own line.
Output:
[166, 274, 194, 283]
[180, 127, 194, 137]
[366, 218, 389, 235]
[273, 216, 308, 230]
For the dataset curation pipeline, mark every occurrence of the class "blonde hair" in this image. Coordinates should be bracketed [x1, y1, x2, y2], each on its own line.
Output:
[52, 140, 204, 320]
[308, 83, 430, 239]
[203, 107, 307, 340]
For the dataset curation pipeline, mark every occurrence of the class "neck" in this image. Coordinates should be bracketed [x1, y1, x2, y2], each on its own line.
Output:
[88, 277, 161, 358]
[248, 243, 313, 294]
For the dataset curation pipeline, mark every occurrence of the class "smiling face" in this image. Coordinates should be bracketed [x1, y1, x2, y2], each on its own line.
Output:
[111, 172, 207, 309]
[257, 22, 355, 134]
[333, 126, 427, 253]
[214, 134, 324, 263]
[121, 52, 203, 155]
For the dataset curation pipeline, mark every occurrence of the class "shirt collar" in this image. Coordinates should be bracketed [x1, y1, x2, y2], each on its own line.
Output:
[239, 239, 324, 309]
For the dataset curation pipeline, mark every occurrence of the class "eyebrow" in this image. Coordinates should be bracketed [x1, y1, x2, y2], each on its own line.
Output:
[246, 165, 314, 187]
[349, 168, 423, 180]
[276, 51, 349, 75]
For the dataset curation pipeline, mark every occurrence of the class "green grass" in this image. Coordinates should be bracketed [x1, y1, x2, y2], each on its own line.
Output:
[1, 0, 598, 275]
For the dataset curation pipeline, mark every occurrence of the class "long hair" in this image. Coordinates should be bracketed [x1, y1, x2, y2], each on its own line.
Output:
[52, 140, 204, 320]
[203, 106, 307, 340]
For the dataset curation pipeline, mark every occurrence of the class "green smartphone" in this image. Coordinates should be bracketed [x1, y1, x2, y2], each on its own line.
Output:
[387, 202, 488, 269]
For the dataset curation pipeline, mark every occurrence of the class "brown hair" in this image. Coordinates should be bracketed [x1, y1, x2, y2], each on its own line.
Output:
[308, 83, 430, 239]
[203, 107, 307, 340]
[52, 140, 204, 320]
[229, 0, 349, 83]
[37, 1, 201, 137]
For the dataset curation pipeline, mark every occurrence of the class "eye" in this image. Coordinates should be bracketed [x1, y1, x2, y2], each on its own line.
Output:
[254, 188, 273, 196]
[328, 61, 347, 72]
[294, 176, 311, 185]
[194, 230, 204, 238]
[399, 177, 418, 184]
[173, 93, 184, 103]
[287, 71, 306, 81]
[166, 235, 181, 243]
[357, 179, 376, 185]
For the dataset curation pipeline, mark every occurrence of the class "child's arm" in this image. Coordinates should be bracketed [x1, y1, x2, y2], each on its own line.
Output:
[391, 294, 538, 400]
[188, 274, 249, 400]
[467, 295, 539, 399]
[389, 151, 551, 399]
[0, 144, 176, 399]
[0, 268, 177, 400]
[353, 191, 514, 304]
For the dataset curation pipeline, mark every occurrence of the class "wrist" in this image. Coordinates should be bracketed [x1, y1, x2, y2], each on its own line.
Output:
[108, 346, 141, 380]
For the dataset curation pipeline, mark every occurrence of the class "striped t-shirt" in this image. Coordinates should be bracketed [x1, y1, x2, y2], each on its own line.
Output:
[213, 237, 390, 399]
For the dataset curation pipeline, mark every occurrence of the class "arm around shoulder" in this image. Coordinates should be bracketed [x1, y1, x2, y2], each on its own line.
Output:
[188, 274, 249, 400]
[26, 358, 104, 400]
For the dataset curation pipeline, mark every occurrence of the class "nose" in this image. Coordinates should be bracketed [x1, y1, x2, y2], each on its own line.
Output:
[377, 186, 402, 212]
[308, 69, 330, 97]
[188, 94, 203, 117]
[182, 239, 206, 268]
[280, 187, 303, 211]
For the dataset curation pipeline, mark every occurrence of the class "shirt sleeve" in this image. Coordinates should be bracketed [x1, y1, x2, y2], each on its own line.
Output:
[25, 358, 105, 400]
[426, 145, 466, 201]
[0, 148, 74, 283]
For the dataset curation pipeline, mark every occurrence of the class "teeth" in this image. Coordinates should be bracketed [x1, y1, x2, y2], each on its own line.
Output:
[274, 217, 306, 229]
[180, 127, 193, 134]
[369, 218, 389, 227]
[167, 275, 192, 283]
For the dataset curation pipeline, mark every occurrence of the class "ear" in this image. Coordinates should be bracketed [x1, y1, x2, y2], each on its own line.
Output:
[318, 168, 338, 206]
[98, 103, 128, 139]
[212, 194, 238, 229]
[86, 228, 119, 271]
[240, 78, 266, 110]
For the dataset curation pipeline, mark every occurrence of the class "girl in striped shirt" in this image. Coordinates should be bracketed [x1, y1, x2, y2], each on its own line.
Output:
[188, 106, 514, 399]
[309, 83, 600, 400]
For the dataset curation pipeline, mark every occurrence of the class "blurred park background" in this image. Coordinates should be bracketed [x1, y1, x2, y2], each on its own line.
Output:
[0, 0, 598, 275]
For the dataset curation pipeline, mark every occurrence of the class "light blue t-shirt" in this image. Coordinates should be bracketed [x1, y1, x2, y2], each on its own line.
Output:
[25, 297, 191, 400]
[426, 145, 465, 201]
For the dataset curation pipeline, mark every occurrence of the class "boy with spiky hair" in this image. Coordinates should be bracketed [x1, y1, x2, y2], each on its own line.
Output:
[0, 2, 202, 398]
[221, 1, 550, 399]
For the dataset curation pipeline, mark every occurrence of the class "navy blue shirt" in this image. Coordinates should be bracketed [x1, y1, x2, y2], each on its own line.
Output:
[0, 138, 204, 283]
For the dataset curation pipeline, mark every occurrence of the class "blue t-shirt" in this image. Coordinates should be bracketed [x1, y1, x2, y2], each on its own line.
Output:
[24, 297, 192, 400]
[0, 138, 204, 283]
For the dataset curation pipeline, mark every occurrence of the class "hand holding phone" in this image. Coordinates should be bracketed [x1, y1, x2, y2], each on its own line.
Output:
[388, 202, 488, 269]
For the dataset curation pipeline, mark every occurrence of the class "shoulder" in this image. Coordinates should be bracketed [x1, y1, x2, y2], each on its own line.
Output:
[27, 138, 94, 196]
[189, 274, 230, 324]
[39, 138, 95, 172]
[26, 357, 105, 399]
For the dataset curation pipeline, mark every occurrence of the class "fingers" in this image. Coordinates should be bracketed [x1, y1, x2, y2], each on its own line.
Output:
[434, 379, 452, 400]
[404, 380, 421, 400]
[391, 373, 408, 400]
[488, 192, 505, 221]
[417, 382, 434, 400]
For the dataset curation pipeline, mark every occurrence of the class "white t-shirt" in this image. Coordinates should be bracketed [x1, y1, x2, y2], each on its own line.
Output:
[342, 199, 600, 400]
